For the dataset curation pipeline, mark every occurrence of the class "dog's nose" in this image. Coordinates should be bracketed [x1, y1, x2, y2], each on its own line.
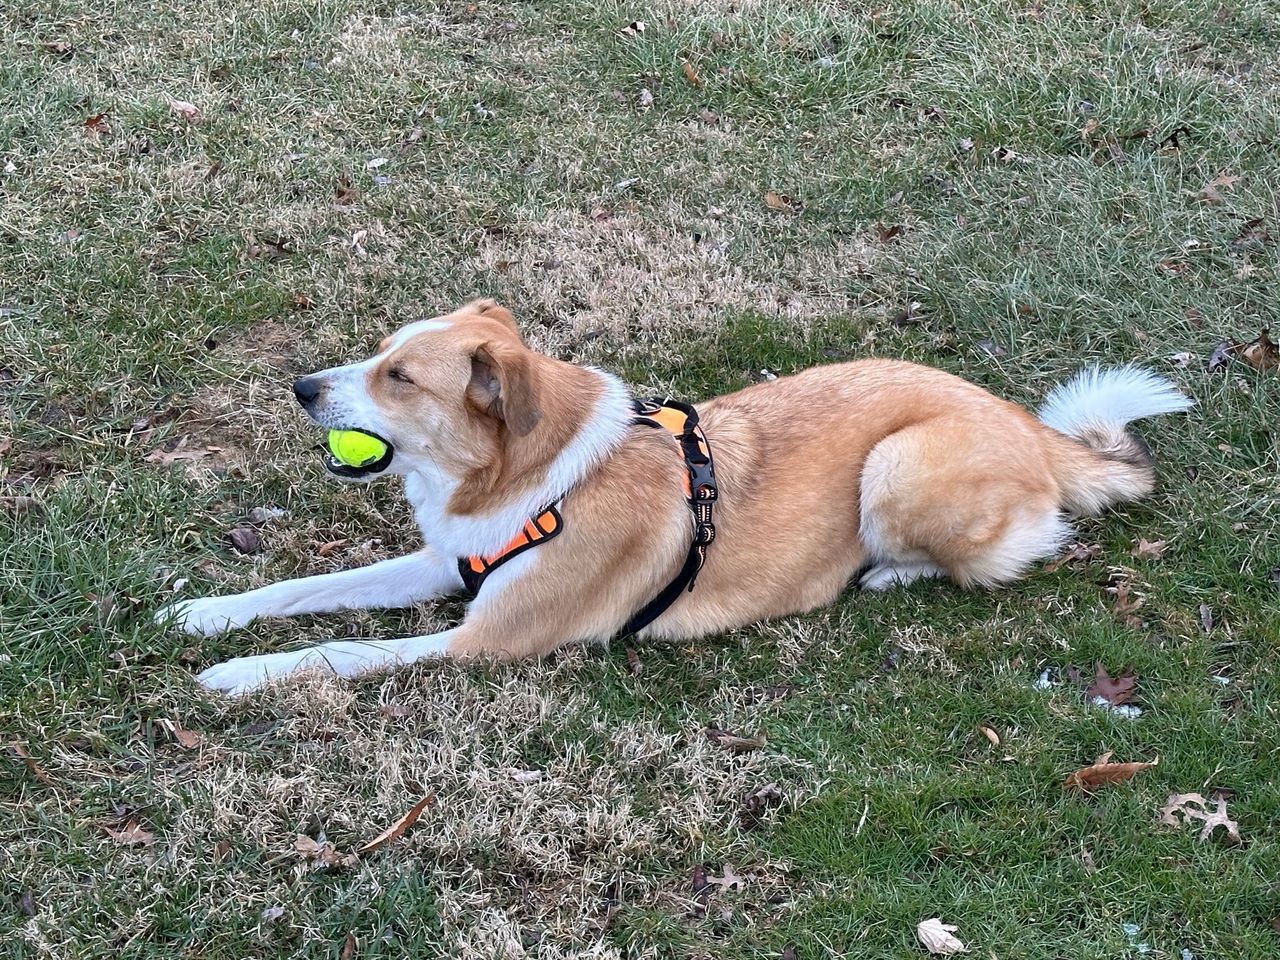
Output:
[293, 377, 322, 406]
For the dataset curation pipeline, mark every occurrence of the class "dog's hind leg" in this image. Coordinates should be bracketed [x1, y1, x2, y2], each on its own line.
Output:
[157, 548, 463, 637]
[858, 418, 1071, 589]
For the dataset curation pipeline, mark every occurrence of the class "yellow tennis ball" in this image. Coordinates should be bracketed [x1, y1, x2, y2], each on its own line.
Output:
[327, 429, 388, 468]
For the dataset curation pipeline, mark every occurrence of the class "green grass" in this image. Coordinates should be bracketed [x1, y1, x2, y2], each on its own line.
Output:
[3, 0, 1279, 956]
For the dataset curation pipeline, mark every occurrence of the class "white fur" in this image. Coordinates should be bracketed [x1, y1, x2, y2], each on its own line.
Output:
[156, 549, 460, 636]
[860, 562, 943, 590]
[407, 368, 634, 557]
[953, 507, 1072, 586]
[1037, 365, 1191, 438]
[195, 629, 456, 695]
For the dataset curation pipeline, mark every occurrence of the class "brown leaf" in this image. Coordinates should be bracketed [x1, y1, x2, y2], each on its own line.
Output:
[1230, 216, 1271, 252]
[681, 59, 701, 88]
[227, 527, 261, 555]
[875, 223, 905, 243]
[691, 863, 709, 893]
[213, 839, 232, 861]
[1238, 328, 1278, 371]
[1130, 537, 1168, 561]
[704, 727, 766, 753]
[334, 173, 359, 209]
[978, 725, 1000, 746]
[781, 948, 797, 960]
[763, 190, 801, 214]
[1064, 751, 1157, 792]
[1110, 581, 1144, 623]
[171, 723, 201, 749]
[11, 743, 54, 786]
[294, 834, 359, 868]
[0, 495, 47, 518]
[84, 112, 111, 138]
[625, 646, 643, 676]
[103, 820, 154, 847]
[738, 782, 784, 830]
[1086, 663, 1138, 706]
[43, 41, 74, 58]
[1159, 792, 1241, 843]
[706, 863, 746, 891]
[1044, 541, 1102, 572]
[167, 98, 201, 121]
[358, 795, 434, 853]
[291, 292, 317, 311]
[1198, 172, 1242, 204]
[916, 917, 968, 955]
[890, 300, 924, 327]
[315, 538, 348, 557]
[340, 933, 357, 960]
[245, 232, 294, 260]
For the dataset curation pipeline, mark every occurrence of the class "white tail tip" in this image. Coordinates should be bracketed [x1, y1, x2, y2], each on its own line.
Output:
[1038, 365, 1192, 438]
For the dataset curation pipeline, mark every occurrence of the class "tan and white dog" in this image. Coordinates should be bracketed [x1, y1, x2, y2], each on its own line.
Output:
[160, 300, 1190, 694]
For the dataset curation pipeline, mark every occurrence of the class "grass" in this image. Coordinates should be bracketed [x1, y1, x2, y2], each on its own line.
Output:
[2, 0, 1279, 956]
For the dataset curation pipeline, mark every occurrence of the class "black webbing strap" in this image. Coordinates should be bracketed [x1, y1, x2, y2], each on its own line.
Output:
[622, 397, 718, 636]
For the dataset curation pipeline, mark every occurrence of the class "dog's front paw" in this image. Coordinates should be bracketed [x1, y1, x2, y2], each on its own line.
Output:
[196, 649, 329, 696]
[155, 596, 257, 637]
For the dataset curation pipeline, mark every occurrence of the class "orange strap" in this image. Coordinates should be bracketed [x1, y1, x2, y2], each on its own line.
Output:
[458, 505, 562, 596]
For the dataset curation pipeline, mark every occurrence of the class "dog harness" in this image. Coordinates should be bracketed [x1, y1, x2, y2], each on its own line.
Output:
[457, 397, 718, 635]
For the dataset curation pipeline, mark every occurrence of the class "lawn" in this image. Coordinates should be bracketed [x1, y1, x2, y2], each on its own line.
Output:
[2, 0, 1279, 957]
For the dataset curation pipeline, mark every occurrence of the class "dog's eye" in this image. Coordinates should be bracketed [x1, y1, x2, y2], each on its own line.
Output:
[387, 365, 414, 385]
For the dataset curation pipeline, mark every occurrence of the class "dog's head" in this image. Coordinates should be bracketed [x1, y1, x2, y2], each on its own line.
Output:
[293, 299, 545, 483]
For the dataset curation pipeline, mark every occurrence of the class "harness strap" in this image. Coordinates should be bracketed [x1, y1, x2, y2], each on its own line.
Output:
[621, 397, 718, 636]
[457, 504, 563, 597]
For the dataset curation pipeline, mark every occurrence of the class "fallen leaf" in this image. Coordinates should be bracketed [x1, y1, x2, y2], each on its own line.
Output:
[0, 495, 46, 518]
[1044, 541, 1102, 572]
[1237, 328, 1278, 371]
[1131, 538, 1168, 559]
[334, 173, 359, 209]
[1230, 216, 1271, 253]
[11, 743, 54, 786]
[890, 301, 924, 327]
[704, 727, 766, 753]
[43, 40, 74, 58]
[876, 223, 905, 243]
[782, 948, 797, 960]
[103, 820, 154, 847]
[1198, 173, 1242, 204]
[1064, 751, 1157, 792]
[170, 722, 201, 749]
[764, 190, 801, 214]
[738, 782, 784, 830]
[638, 87, 654, 110]
[1110, 581, 1144, 623]
[84, 112, 111, 138]
[691, 863, 709, 893]
[291, 292, 316, 311]
[340, 933, 357, 960]
[698, 109, 719, 124]
[706, 863, 746, 891]
[1199, 603, 1214, 632]
[1087, 663, 1138, 706]
[227, 527, 261, 555]
[1159, 792, 1241, 843]
[167, 98, 201, 121]
[681, 59, 701, 87]
[294, 834, 359, 868]
[213, 839, 232, 861]
[917, 917, 968, 955]
[261, 905, 285, 922]
[245, 232, 294, 260]
[978, 725, 1000, 746]
[358, 795, 434, 853]
[315, 538, 348, 557]
[625, 646, 642, 676]
[976, 339, 1007, 358]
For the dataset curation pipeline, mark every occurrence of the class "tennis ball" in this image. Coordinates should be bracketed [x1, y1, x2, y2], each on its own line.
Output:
[327, 429, 388, 468]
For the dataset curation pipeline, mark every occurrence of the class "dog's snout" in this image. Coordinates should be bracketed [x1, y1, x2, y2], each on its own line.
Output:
[293, 376, 323, 406]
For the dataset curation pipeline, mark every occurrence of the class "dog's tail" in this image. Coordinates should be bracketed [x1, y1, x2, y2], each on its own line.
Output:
[1037, 366, 1191, 515]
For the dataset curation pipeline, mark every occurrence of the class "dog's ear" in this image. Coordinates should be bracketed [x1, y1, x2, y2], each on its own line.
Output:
[468, 341, 542, 436]
[468, 299, 522, 340]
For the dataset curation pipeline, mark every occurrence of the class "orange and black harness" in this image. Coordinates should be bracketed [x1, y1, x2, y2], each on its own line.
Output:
[457, 397, 718, 636]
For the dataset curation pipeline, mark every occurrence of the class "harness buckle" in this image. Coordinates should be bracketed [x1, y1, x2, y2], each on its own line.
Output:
[693, 521, 716, 546]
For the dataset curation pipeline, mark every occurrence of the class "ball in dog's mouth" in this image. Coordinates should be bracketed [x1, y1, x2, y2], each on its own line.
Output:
[322, 428, 394, 479]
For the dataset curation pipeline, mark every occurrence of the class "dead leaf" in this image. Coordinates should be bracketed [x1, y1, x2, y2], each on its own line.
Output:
[738, 782, 784, 830]
[358, 795, 434, 853]
[1198, 173, 1242, 204]
[103, 820, 154, 847]
[876, 223, 905, 243]
[1199, 603, 1214, 632]
[1110, 581, 1144, 624]
[261, 905, 285, 922]
[334, 173, 359, 209]
[625, 646, 642, 676]
[1087, 663, 1138, 706]
[1131, 538, 1167, 559]
[0, 495, 46, 518]
[84, 112, 111, 138]
[1238, 328, 1278, 371]
[705, 863, 746, 891]
[245, 232, 294, 260]
[764, 190, 801, 214]
[11, 743, 54, 786]
[167, 98, 201, 121]
[171, 723, 201, 749]
[681, 59, 701, 87]
[213, 839, 232, 861]
[340, 933, 357, 960]
[704, 727, 766, 753]
[43, 41, 74, 58]
[315, 538, 348, 557]
[1044, 541, 1102, 572]
[917, 917, 968, 955]
[890, 301, 924, 327]
[976, 339, 1007, 358]
[291, 292, 316, 311]
[978, 725, 1000, 746]
[1064, 751, 1157, 792]
[227, 527, 261, 555]
[1159, 792, 1241, 843]
[698, 109, 719, 124]
[294, 834, 359, 868]
[691, 863, 709, 893]
[1230, 216, 1271, 253]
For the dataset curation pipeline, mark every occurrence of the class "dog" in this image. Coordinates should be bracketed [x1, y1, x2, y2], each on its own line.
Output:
[159, 299, 1191, 694]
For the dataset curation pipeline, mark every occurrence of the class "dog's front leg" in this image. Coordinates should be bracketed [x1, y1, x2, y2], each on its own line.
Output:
[157, 548, 462, 637]
[195, 629, 460, 695]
